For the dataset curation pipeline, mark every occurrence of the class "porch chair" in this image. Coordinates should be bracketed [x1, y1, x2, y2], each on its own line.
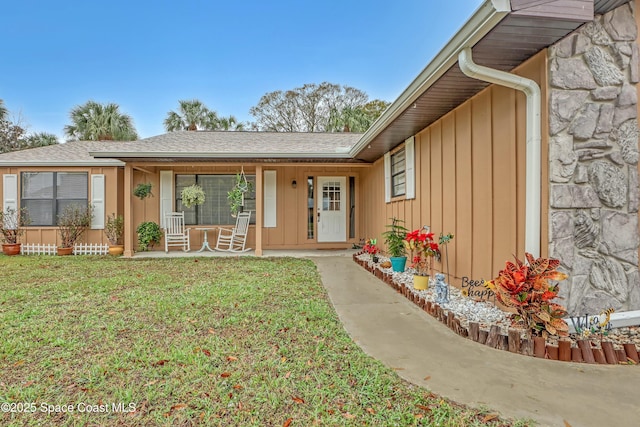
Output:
[215, 211, 252, 252]
[164, 211, 191, 253]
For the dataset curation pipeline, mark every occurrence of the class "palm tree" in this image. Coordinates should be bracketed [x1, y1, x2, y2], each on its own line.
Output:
[217, 115, 245, 131]
[164, 100, 213, 131]
[64, 101, 138, 141]
[24, 132, 59, 148]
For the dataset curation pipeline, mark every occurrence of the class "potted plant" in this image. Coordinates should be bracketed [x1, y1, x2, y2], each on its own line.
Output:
[227, 173, 253, 217]
[105, 213, 124, 255]
[136, 221, 163, 251]
[382, 217, 408, 272]
[363, 238, 379, 263]
[404, 227, 440, 290]
[57, 204, 93, 255]
[181, 184, 205, 208]
[134, 182, 153, 200]
[0, 207, 30, 256]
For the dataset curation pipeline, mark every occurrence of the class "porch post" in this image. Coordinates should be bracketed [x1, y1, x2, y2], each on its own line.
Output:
[255, 164, 263, 256]
[123, 163, 134, 258]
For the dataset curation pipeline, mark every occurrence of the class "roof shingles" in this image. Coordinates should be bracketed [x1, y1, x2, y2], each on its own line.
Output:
[0, 132, 365, 166]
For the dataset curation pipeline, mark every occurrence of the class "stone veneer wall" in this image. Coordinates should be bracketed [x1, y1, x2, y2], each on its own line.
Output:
[548, 2, 640, 315]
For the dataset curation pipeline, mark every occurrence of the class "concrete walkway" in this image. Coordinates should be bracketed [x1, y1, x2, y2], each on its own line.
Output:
[313, 256, 640, 427]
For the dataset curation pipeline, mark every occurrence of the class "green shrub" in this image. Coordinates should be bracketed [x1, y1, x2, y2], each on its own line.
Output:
[136, 221, 162, 251]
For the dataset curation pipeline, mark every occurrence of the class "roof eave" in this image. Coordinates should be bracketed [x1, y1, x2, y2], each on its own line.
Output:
[350, 0, 511, 158]
[89, 151, 354, 159]
[0, 160, 125, 167]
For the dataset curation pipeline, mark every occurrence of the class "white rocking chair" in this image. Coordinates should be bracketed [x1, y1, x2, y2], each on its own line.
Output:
[215, 211, 252, 252]
[164, 212, 191, 253]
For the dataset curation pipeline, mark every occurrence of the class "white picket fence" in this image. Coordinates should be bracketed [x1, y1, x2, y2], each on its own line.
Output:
[21, 243, 57, 255]
[73, 243, 109, 256]
[20, 243, 109, 256]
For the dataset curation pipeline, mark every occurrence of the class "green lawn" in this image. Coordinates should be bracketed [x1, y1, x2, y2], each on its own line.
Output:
[0, 256, 530, 426]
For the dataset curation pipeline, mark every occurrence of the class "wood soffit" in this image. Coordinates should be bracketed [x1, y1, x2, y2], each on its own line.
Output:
[355, 0, 630, 162]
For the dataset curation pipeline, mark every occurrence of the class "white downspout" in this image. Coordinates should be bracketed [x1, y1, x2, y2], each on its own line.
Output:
[458, 47, 541, 257]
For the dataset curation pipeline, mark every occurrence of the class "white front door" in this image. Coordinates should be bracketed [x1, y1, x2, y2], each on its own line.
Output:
[317, 177, 346, 242]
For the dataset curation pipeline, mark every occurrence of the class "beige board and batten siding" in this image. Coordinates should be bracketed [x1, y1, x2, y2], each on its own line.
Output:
[0, 165, 122, 247]
[361, 50, 549, 287]
[261, 165, 366, 249]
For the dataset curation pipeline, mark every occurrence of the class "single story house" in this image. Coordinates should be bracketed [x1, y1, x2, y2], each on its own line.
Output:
[1, 0, 638, 317]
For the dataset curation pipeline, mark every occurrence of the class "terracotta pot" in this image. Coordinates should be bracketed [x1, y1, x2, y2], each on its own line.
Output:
[108, 245, 124, 256]
[413, 275, 429, 290]
[2, 243, 21, 256]
[57, 247, 73, 256]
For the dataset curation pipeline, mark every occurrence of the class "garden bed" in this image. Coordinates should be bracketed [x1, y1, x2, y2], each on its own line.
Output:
[354, 253, 640, 365]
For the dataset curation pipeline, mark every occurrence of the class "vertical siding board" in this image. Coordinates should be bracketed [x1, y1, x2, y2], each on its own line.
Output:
[412, 134, 422, 228]
[430, 122, 443, 239]
[491, 85, 518, 274]
[455, 103, 473, 282]
[441, 113, 457, 275]
[283, 167, 296, 245]
[471, 92, 494, 281]
[419, 129, 431, 232]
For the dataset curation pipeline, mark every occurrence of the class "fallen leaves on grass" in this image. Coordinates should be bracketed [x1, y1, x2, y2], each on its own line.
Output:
[152, 360, 169, 367]
[483, 413, 499, 422]
[283, 418, 292, 427]
[292, 396, 305, 404]
[220, 372, 231, 378]
[164, 403, 188, 417]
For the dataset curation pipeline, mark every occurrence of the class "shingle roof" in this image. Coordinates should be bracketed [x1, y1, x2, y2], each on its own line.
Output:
[89, 131, 363, 160]
[0, 140, 125, 166]
[0, 132, 366, 166]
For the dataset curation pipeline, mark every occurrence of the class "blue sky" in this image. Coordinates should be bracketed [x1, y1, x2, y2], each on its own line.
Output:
[1, 1, 484, 140]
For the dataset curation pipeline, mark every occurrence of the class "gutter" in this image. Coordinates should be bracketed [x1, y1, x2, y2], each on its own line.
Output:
[350, 0, 511, 158]
[458, 47, 541, 257]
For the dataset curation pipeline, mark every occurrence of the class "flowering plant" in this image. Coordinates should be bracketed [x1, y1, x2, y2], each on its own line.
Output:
[363, 238, 379, 259]
[181, 184, 206, 208]
[484, 253, 569, 338]
[404, 227, 439, 276]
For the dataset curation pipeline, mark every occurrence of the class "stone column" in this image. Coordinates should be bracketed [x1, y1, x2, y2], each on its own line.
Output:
[548, 3, 640, 315]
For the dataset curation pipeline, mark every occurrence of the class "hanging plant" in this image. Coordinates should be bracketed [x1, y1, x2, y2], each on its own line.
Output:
[227, 172, 253, 217]
[134, 183, 153, 200]
[181, 184, 205, 208]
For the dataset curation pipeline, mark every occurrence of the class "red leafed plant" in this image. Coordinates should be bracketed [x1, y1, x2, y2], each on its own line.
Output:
[484, 253, 569, 338]
[363, 239, 379, 259]
[404, 228, 440, 276]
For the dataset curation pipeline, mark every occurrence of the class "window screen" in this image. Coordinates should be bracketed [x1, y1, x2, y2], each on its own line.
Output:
[21, 172, 88, 226]
[391, 149, 406, 197]
[176, 174, 256, 225]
